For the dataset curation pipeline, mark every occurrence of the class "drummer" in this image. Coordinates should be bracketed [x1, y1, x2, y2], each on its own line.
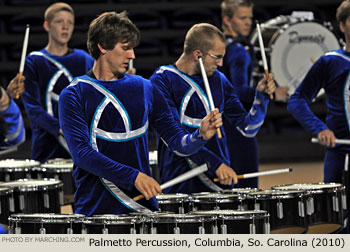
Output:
[150, 23, 276, 194]
[59, 11, 223, 216]
[287, 0, 350, 233]
[21, 2, 94, 163]
[288, 0, 350, 185]
[219, 0, 289, 188]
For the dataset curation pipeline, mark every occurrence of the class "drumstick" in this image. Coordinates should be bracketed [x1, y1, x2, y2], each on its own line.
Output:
[133, 163, 208, 201]
[198, 54, 222, 138]
[256, 22, 273, 100]
[129, 59, 133, 70]
[16, 24, 30, 99]
[213, 168, 293, 182]
[311, 137, 350, 145]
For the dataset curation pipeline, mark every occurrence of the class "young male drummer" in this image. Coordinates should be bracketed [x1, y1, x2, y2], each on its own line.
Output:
[288, 0, 350, 184]
[287, 1, 350, 233]
[219, 0, 289, 188]
[150, 23, 276, 194]
[22, 2, 94, 163]
[59, 11, 223, 216]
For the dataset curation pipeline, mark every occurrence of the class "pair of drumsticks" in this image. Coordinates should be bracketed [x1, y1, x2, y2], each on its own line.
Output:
[133, 166, 293, 201]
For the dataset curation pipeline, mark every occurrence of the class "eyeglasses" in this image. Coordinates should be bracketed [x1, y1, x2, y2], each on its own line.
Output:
[203, 52, 224, 61]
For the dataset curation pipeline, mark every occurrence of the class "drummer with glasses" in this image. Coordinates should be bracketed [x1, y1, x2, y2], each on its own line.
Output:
[287, 1, 350, 233]
[219, 0, 289, 188]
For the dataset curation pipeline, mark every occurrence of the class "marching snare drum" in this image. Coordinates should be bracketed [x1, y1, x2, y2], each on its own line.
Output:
[246, 189, 308, 234]
[37, 159, 75, 204]
[156, 193, 190, 213]
[272, 183, 346, 233]
[250, 15, 340, 98]
[0, 159, 40, 182]
[83, 214, 140, 234]
[0, 179, 63, 214]
[190, 192, 245, 211]
[0, 187, 12, 224]
[142, 212, 214, 234]
[192, 209, 270, 234]
[220, 188, 259, 210]
[8, 213, 84, 234]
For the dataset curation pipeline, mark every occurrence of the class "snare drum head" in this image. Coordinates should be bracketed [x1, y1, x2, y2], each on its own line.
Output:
[251, 16, 340, 98]
[0, 179, 62, 191]
[0, 159, 40, 169]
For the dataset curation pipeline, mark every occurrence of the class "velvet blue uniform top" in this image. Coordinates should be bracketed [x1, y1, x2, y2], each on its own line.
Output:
[150, 65, 269, 193]
[0, 99, 25, 151]
[59, 73, 208, 215]
[22, 48, 93, 162]
[288, 48, 350, 182]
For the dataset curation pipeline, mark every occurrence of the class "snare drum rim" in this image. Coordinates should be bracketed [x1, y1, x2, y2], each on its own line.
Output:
[39, 167, 73, 173]
[246, 189, 306, 200]
[156, 193, 189, 204]
[149, 213, 214, 223]
[272, 182, 344, 194]
[0, 187, 12, 195]
[190, 193, 242, 203]
[85, 214, 139, 225]
[0, 159, 41, 168]
[221, 188, 259, 195]
[191, 210, 269, 220]
[0, 179, 63, 192]
[9, 213, 85, 224]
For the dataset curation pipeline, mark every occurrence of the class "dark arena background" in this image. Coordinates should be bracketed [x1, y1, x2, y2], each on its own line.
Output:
[0, 0, 349, 235]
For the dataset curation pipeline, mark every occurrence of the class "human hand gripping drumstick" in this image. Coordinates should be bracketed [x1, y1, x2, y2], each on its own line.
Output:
[16, 24, 30, 99]
[213, 168, 293, 182]
[133, 163, 208, 201]
[311, 137, 350, 146]
[198, 54, 222, 138]
[256, 22, 273, 100]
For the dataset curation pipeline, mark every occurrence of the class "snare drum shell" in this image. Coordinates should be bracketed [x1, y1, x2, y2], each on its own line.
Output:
[8, 214, 84, 234]
[190, 193, 244, 211]
[0, 179, 63, 214]
[272, 183, 345, 233]
[0, 160, 40, 182]
[246, 191, 307, 234]
[156, 194, 190, 214]
[0, 188, 11, 224]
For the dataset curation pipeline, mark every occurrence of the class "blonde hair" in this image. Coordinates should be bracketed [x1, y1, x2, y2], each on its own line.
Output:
[44, 2, 74, 23]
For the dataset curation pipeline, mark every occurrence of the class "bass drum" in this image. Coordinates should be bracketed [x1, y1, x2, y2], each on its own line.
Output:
[250, 15, 340, 98]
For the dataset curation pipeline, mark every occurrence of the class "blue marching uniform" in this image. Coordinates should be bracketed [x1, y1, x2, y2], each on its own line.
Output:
[150, 65, 269, 193]
[220, 35, 259, 188]
[0, 99, 25, 152]
[22, 48, 93, 163]
[59, 73, 209, 216]
[288, 48, 350, 183]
